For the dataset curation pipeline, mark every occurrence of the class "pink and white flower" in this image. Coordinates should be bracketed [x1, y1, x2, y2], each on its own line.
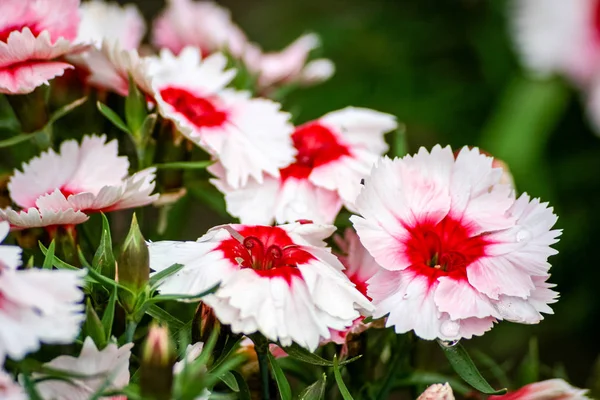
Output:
[35, 337, 133, 400]
[0, 135, 158, 229]
[0, 0, 83, 94]
[76, 1, 146, 50]
[151, 0, 247, 57]
[210, 107, 396, 224]
[351, 146, 561, 341]
[149, 222, 374, 351]
[417, 383, 455, 400]
[489, 379, 590, 400]
[0, 221, 85, 362]
[0, 370, 26, 400]
[511, 0, 600, 85]
[149, 47, 295, 188]
[243, 33, 335, 92]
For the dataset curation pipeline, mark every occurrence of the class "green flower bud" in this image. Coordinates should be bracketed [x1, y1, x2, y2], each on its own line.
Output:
[116, 213, 149, 292]
[140, 324, 176, 400]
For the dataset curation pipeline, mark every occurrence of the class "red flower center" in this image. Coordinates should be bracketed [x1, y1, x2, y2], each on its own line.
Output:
[218, 226, 314, 283]
[160, 87, 228, 129]
[404, 217, 488, 282]
[594, 0, 600, 43]
[280, 122, 351, 180]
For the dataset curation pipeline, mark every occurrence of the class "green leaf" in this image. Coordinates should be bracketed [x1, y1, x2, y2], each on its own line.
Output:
[48, 96, 87, 125]
[149, 263, 184, 289]
[85, 299, 107, 349]
[333, 355, 353, 400]
[42, 240, 56, 269]
[39, 242, 79, 271]
[438, 342, 507, 395]
[125, 74, 147, 136]
[92, 213, 116, 278]
[299, 373, 327, 400]
[153, 160, 214, 170]
[145, 304, 185, 331]
[231, 371, 251, 400]
[392, 124, 408, 158]
[218, 371, 239, 392]
[146, 283, 220, 304]
[21, 374, 44, 400]
[268, 350, 292, 400]
[518, 337, 539, 386]
[283, 343, 361, 367]
[97, 101, 130, 134]
[101, 286, 118, 342]
[0, 133, 36, 148]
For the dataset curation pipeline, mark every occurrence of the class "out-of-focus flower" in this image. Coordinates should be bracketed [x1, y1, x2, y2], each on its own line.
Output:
[489, 379, 590, 400]
[0, 370, 27, 400]
[76, 1, 146, 50]
[351, 146, 561, 341]
[149, 47, 295, 188]
[151, 0, 247, 57]
[0, 221, 84, 362]
[0, 0, 84, 94]
[35, 337, 133, 400]
[417, 383, 455, 400]
[511, 0, 600, 85]
[140, 324, 176, 400]
[172, 342, 211, 400]
[149, 222, 374, 351]
[210, 107, 396, 224]
[244, 33, 335, 92]
[0, 135, 158, 229]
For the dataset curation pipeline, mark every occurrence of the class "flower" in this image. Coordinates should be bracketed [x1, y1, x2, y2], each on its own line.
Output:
[0, 221, 85, 362]
[0, 0, 83, 94]
[151, 0, 247, 57]
[243, 33, 335, 92]
[76, 0, 146, 50]
[511, 0, 600, 85]
[210, 107, 397, 224]
[417, 383, 455, 400]
[489, 379, 590, 400]
[0, 135, 158, 229]
[0, 370, 26, 400]
[35, 337, 133, 400]
[351, 146, 561, 341]
[149, 222, 374, 351]
[149, 47, 295, 188]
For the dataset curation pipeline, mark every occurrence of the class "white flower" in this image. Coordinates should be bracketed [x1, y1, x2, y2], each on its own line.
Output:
[0, 369, 27, 400]
[149, 47, 295, 188]
[1, 135, 158, 229]
[210, 107, 397, 224]
[0, 221, 85, 362]
[149, 222, 373, 351]
[35, 337, 133, 400]
[417, 383, 455, 400]
[351, 146, 561, 341]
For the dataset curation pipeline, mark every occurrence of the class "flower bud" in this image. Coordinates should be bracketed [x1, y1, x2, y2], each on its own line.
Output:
[140, 324, 176, 400]
[117, 213, 149, 292]
[417, 383, 455, 400]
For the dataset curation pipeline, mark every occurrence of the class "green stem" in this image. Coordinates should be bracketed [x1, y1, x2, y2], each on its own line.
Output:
[252, 336, 271, 400]
[125, 319, 138, 343]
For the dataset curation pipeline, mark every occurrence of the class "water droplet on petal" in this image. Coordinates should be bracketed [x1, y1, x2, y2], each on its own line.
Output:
[516, 228, 531, 243]
[437, 338, 460, 348]
[440, 319, 461, 337]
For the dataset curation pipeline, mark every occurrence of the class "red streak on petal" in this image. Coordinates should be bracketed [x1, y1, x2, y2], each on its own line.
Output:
[160, 87, 228, 129]
[594, 0, 600, 43]
[280, 122, 351, 181]
[404, 217, 489, 284]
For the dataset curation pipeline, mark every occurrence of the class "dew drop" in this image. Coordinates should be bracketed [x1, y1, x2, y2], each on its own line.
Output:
[437, 338, 460, 348]
[440, 319, 461, 337]
[516, 228, 532, 243]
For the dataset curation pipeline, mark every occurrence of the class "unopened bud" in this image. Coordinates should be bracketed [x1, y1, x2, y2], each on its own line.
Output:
[117, 214, 149, 292]
[140, 324, 176, 400]
[417, 383, 455, 400]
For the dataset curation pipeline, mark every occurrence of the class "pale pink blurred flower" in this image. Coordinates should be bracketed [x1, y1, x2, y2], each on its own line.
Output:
[151, 0, 247, 57]
[149, 222, 373, 351]
[417, 383, 455, 400]
[149, 47, 295, 188]
[0, 370, 26, 400]
[511, 0, 600, 85]
[210, 107, 396, 224]
[243, 33, 335, 92]
[351, 146, 561, 341]
[36, 337, 134, 400]
[0, 221, 85, 362]
[0, 0, 83, 94]
[0, 135, 158, 229]
[489, 379, 590, 400]
[76, 0, 146, 50]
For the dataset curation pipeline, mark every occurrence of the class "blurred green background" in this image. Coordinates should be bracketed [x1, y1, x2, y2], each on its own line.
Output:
[125, 0, 600, 391]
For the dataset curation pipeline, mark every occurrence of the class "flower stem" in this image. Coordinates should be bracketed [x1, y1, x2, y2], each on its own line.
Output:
[251, 335, 271, 400]
[125, 319, 138, 343]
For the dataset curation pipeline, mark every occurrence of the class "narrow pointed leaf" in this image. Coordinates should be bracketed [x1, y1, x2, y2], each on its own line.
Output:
[283, 343, 361, 367]
[147, 283, 220, 304]
[439, 342, 507, 395]
[49, 96, 87, 125]
[154, 161, 214, 170]
[145, 304, 185, 331]
[97, 102, 130, 134]
[42, 240, 56, 269]
[21, 374, 44, 400]
[218, 371, 239, 392]
[299, 373, 327, 400]
[333, 355, 354, 400]
[39, 242, 79, 271]
[125, 75, 146, 135]
[85, 299, 106, 349]
[231, 371, 251, 400]
[93, 213, 115, 278]
[149, 263, 184, 289]
[101, 286, 118, 341]
[268, 350, 292, 400]
[0, 133, 35, 148]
